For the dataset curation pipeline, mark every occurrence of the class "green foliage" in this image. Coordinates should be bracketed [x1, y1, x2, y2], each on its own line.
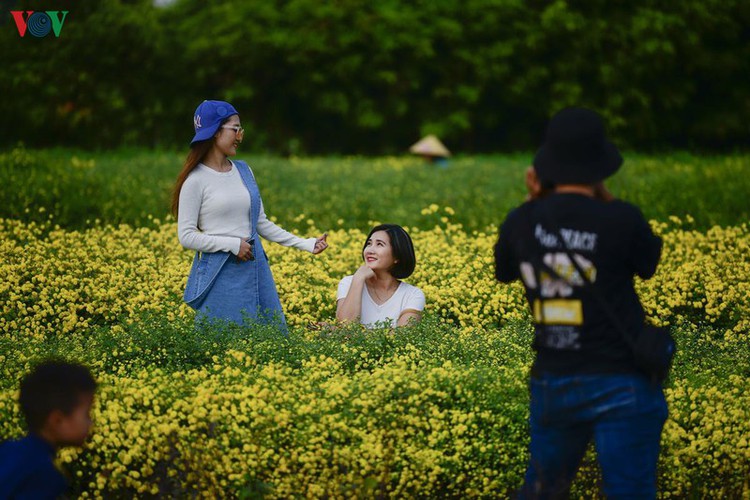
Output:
[0, 146, 178, 227]
[1, 313, 748, 496]
[0, 314, 533, 385]
[1, 147, 748, 232]
[0, 0, 181, 148]
[0, 0, 748, 152]
[4, 311, 746, 397]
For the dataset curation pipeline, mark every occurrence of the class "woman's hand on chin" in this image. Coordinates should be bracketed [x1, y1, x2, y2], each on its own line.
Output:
[353, 264, 376, 281]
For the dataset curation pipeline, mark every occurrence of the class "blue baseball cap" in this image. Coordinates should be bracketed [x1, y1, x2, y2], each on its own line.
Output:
[191, 100, 239, 145]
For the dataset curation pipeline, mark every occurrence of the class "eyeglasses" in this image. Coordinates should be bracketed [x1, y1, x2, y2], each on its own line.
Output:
[221, 125, 244, 141]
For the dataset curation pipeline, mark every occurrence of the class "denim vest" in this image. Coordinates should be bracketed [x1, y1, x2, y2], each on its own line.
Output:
[182, 161, 284, 325]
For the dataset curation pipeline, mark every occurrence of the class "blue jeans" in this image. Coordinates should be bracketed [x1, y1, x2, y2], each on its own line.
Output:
[519, 373, 668, 499]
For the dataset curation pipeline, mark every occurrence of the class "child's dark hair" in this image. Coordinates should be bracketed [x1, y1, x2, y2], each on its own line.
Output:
[19, 360, 96, 432]
[362, 224, 416, 279]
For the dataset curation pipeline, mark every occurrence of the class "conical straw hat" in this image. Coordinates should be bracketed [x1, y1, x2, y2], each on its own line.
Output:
[409, 135, 451, 157]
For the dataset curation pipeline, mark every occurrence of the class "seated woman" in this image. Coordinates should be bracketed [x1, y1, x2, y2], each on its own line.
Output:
[336, 224, 425, 328]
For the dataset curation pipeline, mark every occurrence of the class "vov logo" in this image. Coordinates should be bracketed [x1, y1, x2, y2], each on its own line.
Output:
[10, 10, 69, 37]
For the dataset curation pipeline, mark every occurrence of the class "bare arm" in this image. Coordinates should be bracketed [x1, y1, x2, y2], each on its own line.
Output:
[396, 309, 422, 327]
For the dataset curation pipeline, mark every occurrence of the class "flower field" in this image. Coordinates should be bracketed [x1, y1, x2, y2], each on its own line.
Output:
[1, 149, 749, 497]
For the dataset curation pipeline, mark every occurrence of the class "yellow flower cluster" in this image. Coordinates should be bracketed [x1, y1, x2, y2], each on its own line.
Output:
[1, 216, 748, 341]
[1, 347, 747, 497]
[1, 215, 749, 496]
[638, 218, 750, 338]
[0, 351, 531, 497]
[661, 374, 750, 497]
[0, 218, 191, 342]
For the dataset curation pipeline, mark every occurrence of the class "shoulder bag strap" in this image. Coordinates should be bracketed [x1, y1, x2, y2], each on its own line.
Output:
[538, 205, 638, 350]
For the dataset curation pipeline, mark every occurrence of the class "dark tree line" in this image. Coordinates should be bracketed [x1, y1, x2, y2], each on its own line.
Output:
[2, 0, 749, 153]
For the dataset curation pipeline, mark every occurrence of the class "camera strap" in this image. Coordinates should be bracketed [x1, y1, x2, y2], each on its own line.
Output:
[535, 204, 639, 351]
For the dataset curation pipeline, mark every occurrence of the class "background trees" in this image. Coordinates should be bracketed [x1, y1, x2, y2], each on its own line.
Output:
[2, 0, 748, 153]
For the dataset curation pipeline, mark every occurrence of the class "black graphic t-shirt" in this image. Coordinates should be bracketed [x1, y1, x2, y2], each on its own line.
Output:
[494, 193, 662, 375]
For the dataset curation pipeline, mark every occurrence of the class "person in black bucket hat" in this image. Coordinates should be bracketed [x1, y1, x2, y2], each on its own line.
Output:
[533, 107, 622, 184]
[494, 107, 667, 498]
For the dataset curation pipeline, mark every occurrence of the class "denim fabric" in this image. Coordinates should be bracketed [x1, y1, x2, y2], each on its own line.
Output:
[184, 161, 287, 330]
[519, 373, 667, 499]
[183, 250, 230, 307]
[195, 239, 287, 330]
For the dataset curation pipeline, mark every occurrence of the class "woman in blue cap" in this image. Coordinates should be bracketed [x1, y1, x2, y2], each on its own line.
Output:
[172, 100, 328, 329]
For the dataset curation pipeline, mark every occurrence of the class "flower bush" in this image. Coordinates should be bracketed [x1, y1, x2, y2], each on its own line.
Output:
[1, 215, 748, 339]
[1, 215, 749, 496]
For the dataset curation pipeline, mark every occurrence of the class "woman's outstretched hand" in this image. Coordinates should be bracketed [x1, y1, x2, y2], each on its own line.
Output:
[313, 233, 329, 254]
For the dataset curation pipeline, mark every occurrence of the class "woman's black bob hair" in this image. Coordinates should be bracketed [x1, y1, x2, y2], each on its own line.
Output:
[362, 224, 416, 279]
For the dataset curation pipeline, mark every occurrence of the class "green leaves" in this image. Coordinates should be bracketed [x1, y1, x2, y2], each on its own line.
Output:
[2, 0, 748, 152]
[2, 148, 750, 232]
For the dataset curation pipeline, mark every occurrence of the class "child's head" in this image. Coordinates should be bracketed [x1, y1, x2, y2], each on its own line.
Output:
[19, 360, 96, 447]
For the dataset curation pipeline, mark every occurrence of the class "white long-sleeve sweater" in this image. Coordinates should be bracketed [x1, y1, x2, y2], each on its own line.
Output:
[177, 162, 316, 255]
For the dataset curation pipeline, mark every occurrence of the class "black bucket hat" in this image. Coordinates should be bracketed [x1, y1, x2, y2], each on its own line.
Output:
[533, 107, 622, 185]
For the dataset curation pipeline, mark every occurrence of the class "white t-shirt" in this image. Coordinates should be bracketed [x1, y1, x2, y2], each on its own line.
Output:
[177, 161, 316, 255]
[337, 275, 426, 328]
